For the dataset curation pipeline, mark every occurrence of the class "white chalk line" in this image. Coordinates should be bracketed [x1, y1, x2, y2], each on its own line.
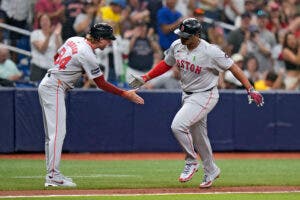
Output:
[0, 191, 300, 198]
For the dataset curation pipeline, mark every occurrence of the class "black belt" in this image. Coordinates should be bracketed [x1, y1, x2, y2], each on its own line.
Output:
[184, 91, 193, 95]
[184, 86, 215, 95]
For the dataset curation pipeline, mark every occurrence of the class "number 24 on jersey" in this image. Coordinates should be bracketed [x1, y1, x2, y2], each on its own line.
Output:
[54, 47, 71, 70]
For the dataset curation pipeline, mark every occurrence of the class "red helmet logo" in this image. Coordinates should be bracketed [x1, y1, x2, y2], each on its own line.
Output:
[180, 25, 184, 32]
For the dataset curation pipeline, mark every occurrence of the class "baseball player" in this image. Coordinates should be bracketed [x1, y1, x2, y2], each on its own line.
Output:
[38, 23, 144, 187]
[129, 18, 264, 188]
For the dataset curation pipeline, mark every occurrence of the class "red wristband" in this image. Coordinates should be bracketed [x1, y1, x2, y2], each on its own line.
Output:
[145, 60, 172, 81]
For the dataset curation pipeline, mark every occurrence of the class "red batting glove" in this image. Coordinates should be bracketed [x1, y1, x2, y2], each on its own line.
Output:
[247, 87, 264, 107]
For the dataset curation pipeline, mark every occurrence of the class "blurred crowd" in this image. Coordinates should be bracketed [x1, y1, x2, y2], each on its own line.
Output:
[0, 0, 299, 91]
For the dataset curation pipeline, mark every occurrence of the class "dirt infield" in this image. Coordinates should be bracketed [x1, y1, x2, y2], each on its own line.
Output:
[0, 152, 299, 197]
[0, 186, 300, 196]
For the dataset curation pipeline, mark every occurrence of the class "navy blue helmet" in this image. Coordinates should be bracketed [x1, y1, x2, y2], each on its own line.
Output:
[89, 23, 116, 40]
[174, 18, 202, 38]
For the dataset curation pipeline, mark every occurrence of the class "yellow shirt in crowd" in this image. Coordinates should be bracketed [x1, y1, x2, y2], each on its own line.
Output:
[254, 80, 269, 91]
[98, 6, 121, 35]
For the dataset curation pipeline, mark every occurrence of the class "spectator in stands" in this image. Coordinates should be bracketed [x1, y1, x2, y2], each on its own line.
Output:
[61, 0, 84, 41]
[124, 20, 162, 84]
[97, 0, 129, 35]
[266, 1, 288, 34]
[33, 0, 65, 30]
[175, 0, 191, 17]
[282, 32, 300, 90]
[0, 45, 22, 86]
[207, 23, 227, 50]
[226, 12, 251, 55]
[254, 70, 284, 91]
[243, 54, 261, 85]
[224, 0, 245, 25]
[0, 9, 6, 42]
[282, 0, 298, 24]
[234, 0, 256, 27]
[157, 0, 183, 51]
[237, 11, 276, 73]
[146, 0, 163, 34]
[272, 30, 286, 73]
[95, 32, 129, 85]
[73, 1, 100, 37]
[128, 0, 150, 25]
[0, 0, 31, 63]
[188, 0, 222, 21]
[30, 14, 63, 82]
[192, 8, 210, 42]
[287, 16, 300, 38]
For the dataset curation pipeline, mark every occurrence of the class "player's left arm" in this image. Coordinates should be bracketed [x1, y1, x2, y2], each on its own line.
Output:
[228, 64, 252, 90]
[229, 63, 264, 107]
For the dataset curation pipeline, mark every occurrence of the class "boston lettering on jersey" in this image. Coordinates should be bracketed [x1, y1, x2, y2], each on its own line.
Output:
[176, 59, 202, 74]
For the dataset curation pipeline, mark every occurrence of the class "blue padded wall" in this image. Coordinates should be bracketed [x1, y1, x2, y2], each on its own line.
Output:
[3, 89, 300, 152]
[234, 91, 277, 151]
[208, 91, 235, 151]
[14, 89, 44, 151]
[65, 89, 135, 152]
[133, 91, 182, 152]
[0, 89, 14, 152]
[275, 92, 300, 150]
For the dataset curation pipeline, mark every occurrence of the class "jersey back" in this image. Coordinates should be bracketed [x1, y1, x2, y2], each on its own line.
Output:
[48, 37, 103, 88]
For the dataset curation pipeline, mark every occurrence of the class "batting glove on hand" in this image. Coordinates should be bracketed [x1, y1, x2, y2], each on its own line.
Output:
[129, 74, 146, 89]
[247, 87, 264, 107]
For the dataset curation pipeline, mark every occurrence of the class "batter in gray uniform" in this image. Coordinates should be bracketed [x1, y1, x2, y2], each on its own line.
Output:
[129, 18, 264, 188]
[39, 23, 144, 187]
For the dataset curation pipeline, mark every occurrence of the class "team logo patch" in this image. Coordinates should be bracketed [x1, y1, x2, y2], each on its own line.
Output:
[180, 25, 184, 32]
[91, 67, 100, 75]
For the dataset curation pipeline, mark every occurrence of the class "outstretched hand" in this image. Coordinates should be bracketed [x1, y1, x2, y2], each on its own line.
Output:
[122, 89, 144, 104]
[247, 87, 264, 107]
[129, 74, 146, 89]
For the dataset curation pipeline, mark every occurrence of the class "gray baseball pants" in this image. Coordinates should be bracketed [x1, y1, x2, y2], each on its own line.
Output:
[171, 87, 219, 175]
[38, 74, 68, 178]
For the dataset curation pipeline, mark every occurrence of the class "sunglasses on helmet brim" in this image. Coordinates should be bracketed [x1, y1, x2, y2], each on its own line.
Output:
[174, 29, 192, 39]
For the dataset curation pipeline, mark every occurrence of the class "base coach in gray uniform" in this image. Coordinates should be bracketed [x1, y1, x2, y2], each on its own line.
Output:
[129, 18, 264, 188]
[39, 23, 144, 187]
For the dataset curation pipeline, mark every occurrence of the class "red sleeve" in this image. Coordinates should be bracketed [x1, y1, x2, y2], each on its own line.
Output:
[142, 60, 173, 81]
[93, 75, 125, 96]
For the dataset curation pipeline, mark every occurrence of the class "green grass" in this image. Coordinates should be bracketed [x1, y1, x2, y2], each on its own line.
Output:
[0, 193, 300, 200]
[0, 159, 299, 190]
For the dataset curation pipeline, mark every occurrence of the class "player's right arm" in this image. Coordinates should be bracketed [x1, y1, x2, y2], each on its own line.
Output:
[129, 60, 173, 89]
[129, 42, 178, 89]
[93, 75, 144, 104]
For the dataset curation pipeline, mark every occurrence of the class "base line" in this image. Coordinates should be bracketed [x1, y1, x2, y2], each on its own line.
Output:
[1, 190, 300, 198]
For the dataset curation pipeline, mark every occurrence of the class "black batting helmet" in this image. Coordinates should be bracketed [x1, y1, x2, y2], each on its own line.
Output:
[174, 18, 202, 38]
[89, 23, 116, 40]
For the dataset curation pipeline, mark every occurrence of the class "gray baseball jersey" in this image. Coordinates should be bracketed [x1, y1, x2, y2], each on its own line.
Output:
[165, 39, 233, 92]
